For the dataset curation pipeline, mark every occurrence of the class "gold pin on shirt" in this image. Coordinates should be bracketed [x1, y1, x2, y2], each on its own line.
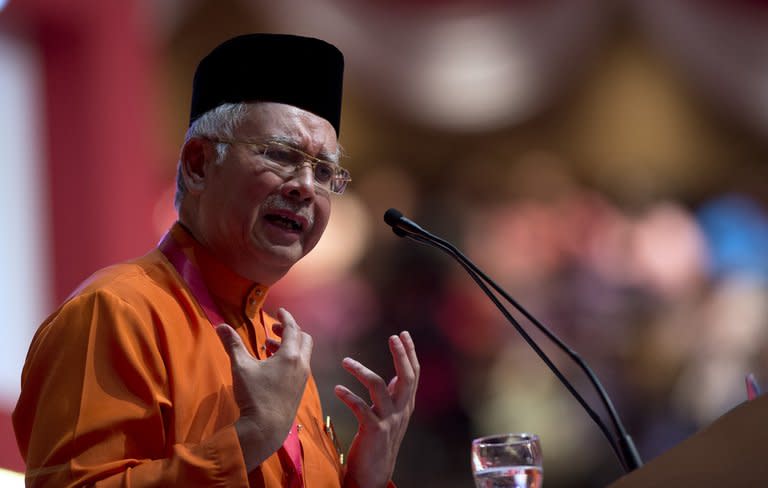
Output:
[325, 416, 344, 465]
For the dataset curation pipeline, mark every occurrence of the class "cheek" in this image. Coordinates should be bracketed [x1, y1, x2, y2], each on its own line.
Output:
[204, 188, 262, 239]
[308, 204, 331, 244]
[230, 174, 279, 215]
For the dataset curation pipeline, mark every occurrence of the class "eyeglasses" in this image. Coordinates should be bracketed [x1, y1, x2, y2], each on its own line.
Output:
[212, 139, 351, 194]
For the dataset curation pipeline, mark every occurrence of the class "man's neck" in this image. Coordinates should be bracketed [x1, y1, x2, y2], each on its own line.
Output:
[168, 222, 262, 308]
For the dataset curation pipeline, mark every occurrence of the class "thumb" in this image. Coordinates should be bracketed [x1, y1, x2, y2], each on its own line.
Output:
[215, 323, 250, 363]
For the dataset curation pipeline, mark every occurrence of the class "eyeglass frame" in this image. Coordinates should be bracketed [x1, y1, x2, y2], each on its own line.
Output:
[208, 138, 352, 195]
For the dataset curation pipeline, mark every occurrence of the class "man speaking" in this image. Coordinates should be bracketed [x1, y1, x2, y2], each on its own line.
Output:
[14, 33, 419, 487]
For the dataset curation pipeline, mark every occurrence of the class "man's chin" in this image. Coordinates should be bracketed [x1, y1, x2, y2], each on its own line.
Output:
[253, 243, 305, 269]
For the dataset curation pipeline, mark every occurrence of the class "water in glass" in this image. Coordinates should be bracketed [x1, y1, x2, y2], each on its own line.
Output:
[473, 465, 543, 488]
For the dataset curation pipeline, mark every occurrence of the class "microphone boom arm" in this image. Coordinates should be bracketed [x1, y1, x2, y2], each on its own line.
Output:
[385, 209, 642, 472]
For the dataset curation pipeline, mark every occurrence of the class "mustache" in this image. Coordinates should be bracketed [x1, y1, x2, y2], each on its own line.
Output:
[262, 194, 314, 227]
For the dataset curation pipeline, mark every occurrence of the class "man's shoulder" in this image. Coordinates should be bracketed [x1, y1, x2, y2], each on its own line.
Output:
[69, 249, 174, 302]
[33, 249, 188, 344]
[45, 248, 191, 331]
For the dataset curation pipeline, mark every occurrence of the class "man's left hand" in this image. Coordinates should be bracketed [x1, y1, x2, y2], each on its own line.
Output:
[335, 331, 419, 488]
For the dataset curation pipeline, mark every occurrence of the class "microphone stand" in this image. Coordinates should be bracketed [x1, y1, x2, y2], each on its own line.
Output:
[386, 212, 642, 473]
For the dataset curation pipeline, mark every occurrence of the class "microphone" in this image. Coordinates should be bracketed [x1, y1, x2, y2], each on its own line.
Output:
[384, 209, 425, 235]
[384, 208, 642, 473]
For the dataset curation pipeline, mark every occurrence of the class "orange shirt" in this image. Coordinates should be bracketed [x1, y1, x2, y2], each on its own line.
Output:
[13, 223, 344, 487]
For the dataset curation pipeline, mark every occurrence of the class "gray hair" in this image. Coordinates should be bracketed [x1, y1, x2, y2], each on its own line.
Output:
[174, 102, 251, 209]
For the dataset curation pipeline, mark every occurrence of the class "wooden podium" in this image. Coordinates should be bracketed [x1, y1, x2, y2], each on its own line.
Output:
[608, 394, 768, 486]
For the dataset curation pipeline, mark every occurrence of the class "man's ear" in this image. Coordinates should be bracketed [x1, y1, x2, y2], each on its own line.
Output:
[180, 137, 217, 194]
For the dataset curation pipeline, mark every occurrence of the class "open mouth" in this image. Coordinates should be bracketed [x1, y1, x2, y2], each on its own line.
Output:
[264, 214, 303, 232]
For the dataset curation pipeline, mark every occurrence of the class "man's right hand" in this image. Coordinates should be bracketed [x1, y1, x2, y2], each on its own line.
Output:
[215, 307, 313, 472]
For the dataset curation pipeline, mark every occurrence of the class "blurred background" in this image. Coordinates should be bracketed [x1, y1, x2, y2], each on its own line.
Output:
[2, 0, 768, 486]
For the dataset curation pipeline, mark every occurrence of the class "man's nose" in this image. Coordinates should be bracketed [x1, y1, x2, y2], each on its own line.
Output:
[282, 164, 316, 200]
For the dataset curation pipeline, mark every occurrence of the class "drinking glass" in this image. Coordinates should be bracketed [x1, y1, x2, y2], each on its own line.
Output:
[471, 433, 543, 488]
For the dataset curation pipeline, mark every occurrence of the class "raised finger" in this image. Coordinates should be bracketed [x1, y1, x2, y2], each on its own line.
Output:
[215, 323, 253, 364]
[274, 308, 301, 353]
[341, 357, 392, 412]
[334, 385, 377, 425]
[299, 331, 314, 362]
[388, 335, 416, 405]
[400, 331, 420, 378]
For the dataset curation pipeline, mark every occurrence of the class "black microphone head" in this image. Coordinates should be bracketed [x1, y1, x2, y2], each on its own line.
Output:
[384, 208, 403, 227]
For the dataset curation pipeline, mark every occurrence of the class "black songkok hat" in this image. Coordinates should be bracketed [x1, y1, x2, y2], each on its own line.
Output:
[189, 33, 345, 135]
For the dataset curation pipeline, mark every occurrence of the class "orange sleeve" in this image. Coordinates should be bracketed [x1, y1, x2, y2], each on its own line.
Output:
[14, 290, 250, 488]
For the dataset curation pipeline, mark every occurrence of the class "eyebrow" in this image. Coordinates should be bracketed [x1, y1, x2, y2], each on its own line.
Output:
[268, 135, 341, 164]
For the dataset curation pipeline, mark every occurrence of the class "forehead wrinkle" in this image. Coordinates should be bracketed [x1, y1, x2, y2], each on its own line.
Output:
[243, 102, 339, 162]
[268, 132, 340, 164]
